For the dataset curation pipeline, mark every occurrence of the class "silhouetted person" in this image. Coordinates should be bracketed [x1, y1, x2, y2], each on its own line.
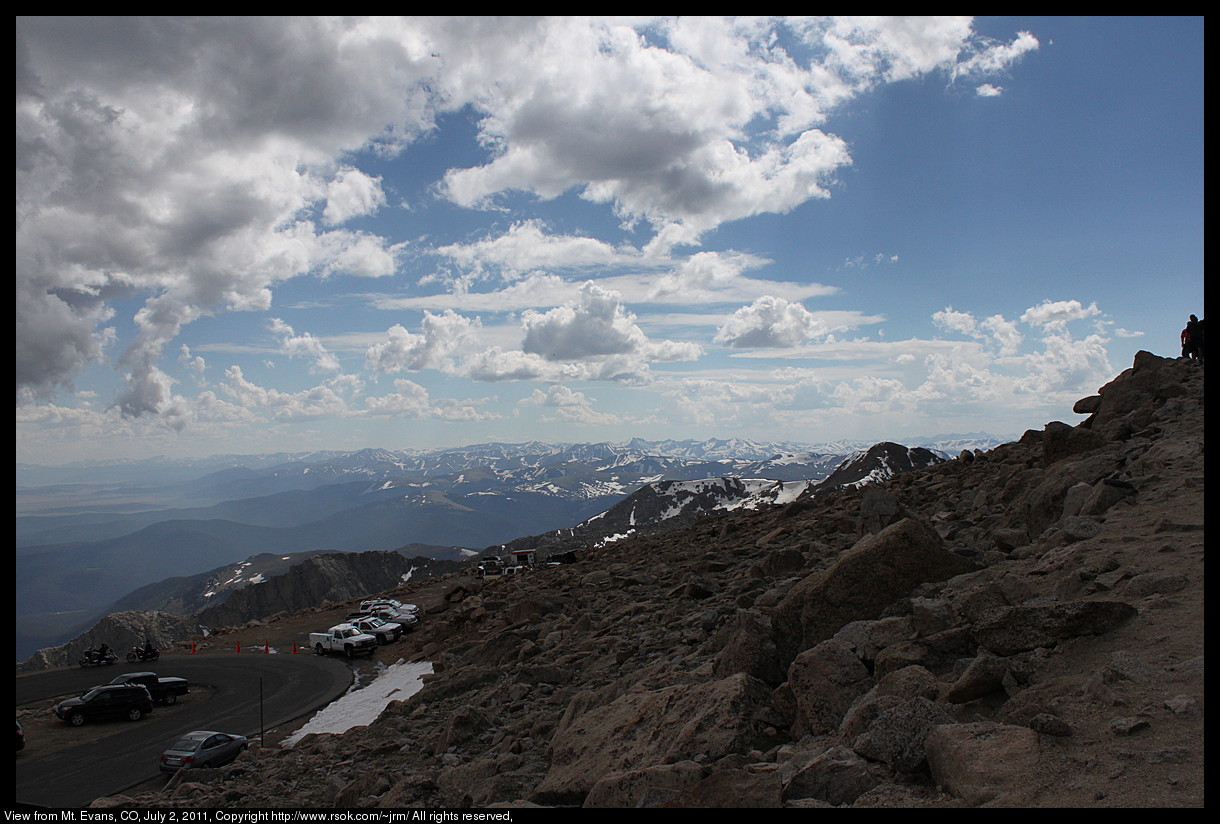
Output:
[1182, 314, 1204, 361]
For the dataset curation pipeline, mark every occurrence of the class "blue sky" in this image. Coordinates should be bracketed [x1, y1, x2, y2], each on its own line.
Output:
[16, 17, 1204, 464]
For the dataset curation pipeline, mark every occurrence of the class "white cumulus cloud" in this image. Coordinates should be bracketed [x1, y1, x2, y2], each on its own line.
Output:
[323, 168, 387, 226]
[522, 282, 702, 363]
[268, 318, 341, 374]
[365, 310, 481, 374]
[1020, 299, 1102, 331]
[715, 296, 832, 348]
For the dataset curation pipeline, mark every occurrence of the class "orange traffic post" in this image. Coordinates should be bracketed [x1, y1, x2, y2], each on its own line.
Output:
[264, 641, 270, 654]
[292, 641, 298, 654]
[190, 640, 196, 655]
[236, 640, 241, 654]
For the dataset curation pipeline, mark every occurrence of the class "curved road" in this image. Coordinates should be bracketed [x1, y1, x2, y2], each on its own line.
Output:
[15, 651, 354, 808]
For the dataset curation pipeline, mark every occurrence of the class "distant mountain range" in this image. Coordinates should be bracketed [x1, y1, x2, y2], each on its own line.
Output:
[16, 434, 1003, 495]
[14, 435, 1004, 661]
[499, 442, 945, 554]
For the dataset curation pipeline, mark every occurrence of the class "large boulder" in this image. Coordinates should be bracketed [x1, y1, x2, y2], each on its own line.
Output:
[786, 638, 873, 736]
[534, 673, 780, 805]
[971, 600, 1138, 656]
[1016, 453, 1124, 538]
[771, 518, 978, 667]
[944, 651, 1010, 703]
[712, 610, 785, 685]
[781, 745, 880, 806]
[1086, 350, 1190, 438]
[583, 762, 707, 809]
[925, 722, 1041, 805]
[850, 697, 954, 774]
[858, 487, 905, 535]
[1041, 420, 1109, 465]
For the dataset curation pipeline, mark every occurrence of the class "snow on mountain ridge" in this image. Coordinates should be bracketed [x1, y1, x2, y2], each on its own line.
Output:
[497, 442, 947, 556]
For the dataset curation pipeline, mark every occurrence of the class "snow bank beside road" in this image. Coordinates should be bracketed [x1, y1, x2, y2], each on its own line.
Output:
[281, 659, 432, 747]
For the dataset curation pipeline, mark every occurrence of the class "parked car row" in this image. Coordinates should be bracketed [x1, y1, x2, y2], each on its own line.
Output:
[42, 669, 247, 775]
[109, 671, 190, 705]
[347, 615, 405, 644]
[355, 598, 421, 627]
[50, 669, 189, 726]
[311, 596, 422, 657]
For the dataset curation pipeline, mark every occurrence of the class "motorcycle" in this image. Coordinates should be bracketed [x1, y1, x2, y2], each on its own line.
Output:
[126, 646, 160, 663]
[78, 647, 119, 667]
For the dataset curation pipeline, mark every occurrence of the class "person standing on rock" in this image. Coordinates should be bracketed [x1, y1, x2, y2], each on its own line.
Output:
[1181, 314, 1204, 361]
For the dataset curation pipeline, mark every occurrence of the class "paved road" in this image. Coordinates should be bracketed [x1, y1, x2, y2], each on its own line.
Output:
[15, 652, 354, 808]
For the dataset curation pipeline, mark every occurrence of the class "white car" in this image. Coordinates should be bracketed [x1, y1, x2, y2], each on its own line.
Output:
[347, 615, 403, 644]
[358, 605, 419, 629]
[360, 598, 418, 615]
[160, 730, 248, 772]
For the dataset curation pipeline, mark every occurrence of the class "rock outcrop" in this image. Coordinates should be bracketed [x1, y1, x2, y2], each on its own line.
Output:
[17, 611, 202, 671]
[770, 517, 978, 667]
[104, 352, 1205, 808]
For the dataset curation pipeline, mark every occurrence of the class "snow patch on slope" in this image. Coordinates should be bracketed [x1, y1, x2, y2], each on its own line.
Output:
[281, 660, 432, 747]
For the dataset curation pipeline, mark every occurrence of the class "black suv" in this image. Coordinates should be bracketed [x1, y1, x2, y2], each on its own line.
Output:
[53, 684, 154, 726]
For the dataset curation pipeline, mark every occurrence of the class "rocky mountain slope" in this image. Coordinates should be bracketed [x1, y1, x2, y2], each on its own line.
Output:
[107, 550, 347, 616]
[104, 351, 1203, 808]
[810, 442, 943, 492]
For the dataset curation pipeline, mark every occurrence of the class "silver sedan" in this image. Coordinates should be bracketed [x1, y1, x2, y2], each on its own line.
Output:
[159, 730, 248, 772]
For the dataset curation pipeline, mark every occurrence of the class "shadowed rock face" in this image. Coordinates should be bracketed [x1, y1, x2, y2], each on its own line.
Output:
[770, 517, 978, 668]
[535, 672, 781, 804]
[195, 551, 418, 629]
[970, 600, 1138, 656]
[93, 353, 1205, 809]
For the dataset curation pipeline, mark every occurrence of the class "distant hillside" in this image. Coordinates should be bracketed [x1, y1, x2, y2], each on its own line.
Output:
[107, 550, 348, 616]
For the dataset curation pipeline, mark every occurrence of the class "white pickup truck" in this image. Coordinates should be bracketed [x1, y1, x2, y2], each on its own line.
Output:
[309, 624, 378, 658]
